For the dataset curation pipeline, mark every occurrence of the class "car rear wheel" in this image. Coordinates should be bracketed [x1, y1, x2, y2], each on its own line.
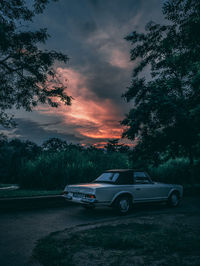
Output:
[168, 192, 180, 207]
[115, 196, 132, 215]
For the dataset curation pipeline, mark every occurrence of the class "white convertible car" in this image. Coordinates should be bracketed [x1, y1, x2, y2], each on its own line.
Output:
[63, 169, 183, 214]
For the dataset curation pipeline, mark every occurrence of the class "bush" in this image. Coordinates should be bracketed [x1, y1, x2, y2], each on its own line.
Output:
[149, 158, 200, 185]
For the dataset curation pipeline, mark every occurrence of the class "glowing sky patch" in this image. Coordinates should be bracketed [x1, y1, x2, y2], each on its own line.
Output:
[37, 67, 124, 142]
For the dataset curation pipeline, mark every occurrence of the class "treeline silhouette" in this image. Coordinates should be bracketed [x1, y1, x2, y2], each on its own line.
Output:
[0, 137, 130, 189]
[0, 136, 199, 189]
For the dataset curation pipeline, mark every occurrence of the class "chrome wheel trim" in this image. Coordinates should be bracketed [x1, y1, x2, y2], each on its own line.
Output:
[119, 198, 130, 213]
[171, 193, 179, 206]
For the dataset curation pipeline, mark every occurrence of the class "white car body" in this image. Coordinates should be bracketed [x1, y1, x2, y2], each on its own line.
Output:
[63, 169, 183, 212]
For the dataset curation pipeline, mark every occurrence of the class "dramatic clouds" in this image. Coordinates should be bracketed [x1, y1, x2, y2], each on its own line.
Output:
[7, 118, 83, 144]
[0, 0, 164, 145]
[37, 67, 124, 144]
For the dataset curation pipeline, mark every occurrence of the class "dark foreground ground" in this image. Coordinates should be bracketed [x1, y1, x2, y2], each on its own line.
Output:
[0, 197, 200, 266]
[33, 209, 200, 266]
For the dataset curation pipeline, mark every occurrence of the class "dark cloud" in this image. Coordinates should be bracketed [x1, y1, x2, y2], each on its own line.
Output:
[0, 118, 83, 145]
[84, 62, 130, 102]
[88, 0, 99, 8]
[79, 21, 98, 37]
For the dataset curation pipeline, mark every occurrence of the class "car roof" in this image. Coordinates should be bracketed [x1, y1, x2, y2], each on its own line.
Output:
[105, 169, 145, 173]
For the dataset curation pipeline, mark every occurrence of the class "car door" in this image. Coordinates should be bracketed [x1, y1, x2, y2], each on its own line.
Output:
[132, 172, 163, 202]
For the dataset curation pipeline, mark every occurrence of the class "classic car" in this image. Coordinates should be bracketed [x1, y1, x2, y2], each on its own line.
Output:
[63, 169, 183, 214]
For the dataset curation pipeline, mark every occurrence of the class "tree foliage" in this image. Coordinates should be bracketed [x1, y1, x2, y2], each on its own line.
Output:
[104, 139, 130, 153]
[42, 137, 68, 152]
[0, 0, 71, 126]
[122, 0, 200, 165]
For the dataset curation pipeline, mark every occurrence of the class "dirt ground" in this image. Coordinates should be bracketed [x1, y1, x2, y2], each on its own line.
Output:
[32, 197, 200, 266]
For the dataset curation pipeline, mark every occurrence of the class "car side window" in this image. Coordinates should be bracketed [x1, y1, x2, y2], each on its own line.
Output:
[116, 172, 134, 185]
[134, 172, 151, 184]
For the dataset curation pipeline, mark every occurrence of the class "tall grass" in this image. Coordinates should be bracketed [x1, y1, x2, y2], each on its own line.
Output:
[19, 150, 131, 189]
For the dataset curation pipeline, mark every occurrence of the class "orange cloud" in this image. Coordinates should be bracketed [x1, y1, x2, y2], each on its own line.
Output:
[37, 67, 125, 145]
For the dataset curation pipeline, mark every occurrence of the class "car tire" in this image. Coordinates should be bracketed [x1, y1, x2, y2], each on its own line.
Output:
[167, 192, 180, 207]
[115, 196, 132, 215]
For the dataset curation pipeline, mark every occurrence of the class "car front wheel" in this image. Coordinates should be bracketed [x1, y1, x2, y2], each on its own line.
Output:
[168, 192, 180, 207]
[115, 196, 132, 215]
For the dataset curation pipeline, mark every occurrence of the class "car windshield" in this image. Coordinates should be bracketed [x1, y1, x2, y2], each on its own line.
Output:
[94, 172, 119, 183]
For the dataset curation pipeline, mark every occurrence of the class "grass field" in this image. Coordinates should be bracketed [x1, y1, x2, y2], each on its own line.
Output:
[0, 189, 62, 198]
[32, 211, 200, 266]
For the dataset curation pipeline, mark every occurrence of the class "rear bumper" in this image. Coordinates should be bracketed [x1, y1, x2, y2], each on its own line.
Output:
[62, 195, 110, 207]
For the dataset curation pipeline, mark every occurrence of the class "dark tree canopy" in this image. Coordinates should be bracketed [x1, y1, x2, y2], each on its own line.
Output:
[0, 0, 71, 127]
[122, 0, 200, 165]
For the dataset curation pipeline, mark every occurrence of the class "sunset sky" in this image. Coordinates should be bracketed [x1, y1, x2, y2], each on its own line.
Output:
[2, 0, 165, 146]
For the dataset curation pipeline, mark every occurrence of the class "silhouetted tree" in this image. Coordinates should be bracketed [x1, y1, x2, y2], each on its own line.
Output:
[118, 144, 130, 154]
[0, 133, 7, 147]
[86, 145, 100, 152]
[105, 139, 120, 152]
[122, 0, 200, 166]
[105, 139, 130, 153]
[42, 137, 68, 152]
[0, 138, 41, 182]
[0, 0, 71, 127]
